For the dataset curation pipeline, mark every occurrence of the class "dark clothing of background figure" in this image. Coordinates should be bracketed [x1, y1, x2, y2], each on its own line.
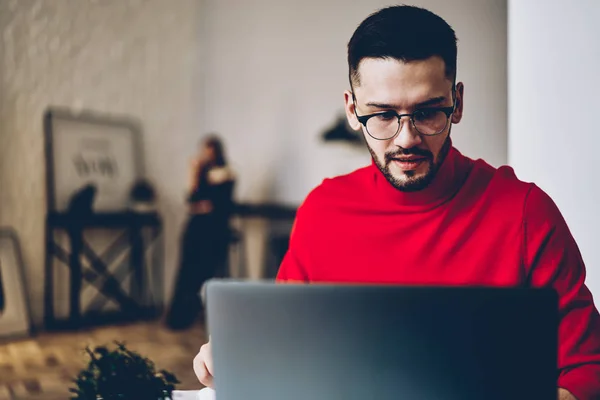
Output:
[166, 163, 234, 330]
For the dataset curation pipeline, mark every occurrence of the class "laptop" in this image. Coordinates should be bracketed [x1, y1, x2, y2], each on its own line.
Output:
[205, 280, 558, 400]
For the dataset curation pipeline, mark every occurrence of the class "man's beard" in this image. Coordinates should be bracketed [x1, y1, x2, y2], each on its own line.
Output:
[367, 135, 452, 192]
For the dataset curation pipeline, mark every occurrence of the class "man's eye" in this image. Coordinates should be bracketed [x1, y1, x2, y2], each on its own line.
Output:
[374, 112, 397, 121]
[414, 109, 437, 121]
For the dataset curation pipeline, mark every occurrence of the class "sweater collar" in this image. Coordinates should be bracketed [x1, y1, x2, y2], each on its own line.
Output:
[371, 145, 473, 209]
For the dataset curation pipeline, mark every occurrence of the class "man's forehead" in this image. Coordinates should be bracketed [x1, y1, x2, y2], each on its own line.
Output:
[354, 57, 451, 105]
[357, 57, 447, 86]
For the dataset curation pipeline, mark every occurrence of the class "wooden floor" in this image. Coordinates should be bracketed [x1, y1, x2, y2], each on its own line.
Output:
[0, 321, 207, 399]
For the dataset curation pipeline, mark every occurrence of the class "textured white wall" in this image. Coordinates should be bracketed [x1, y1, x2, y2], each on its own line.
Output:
[0, 0, 203, 325]
[508, 0, 600, 299]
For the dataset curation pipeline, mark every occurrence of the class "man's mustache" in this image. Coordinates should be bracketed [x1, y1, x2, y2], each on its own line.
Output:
[385, 148, 433, 163]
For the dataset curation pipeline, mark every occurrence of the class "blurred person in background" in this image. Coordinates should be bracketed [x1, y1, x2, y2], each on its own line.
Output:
[166, 135, 235, 330]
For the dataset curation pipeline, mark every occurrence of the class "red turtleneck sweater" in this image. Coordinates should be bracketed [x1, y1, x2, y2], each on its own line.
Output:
[276, 146, 600, 399]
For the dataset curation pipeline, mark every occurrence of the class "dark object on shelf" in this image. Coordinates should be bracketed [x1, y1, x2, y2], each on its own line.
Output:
[130, 179, 156, 203]
[321, 114, 363, 144]
[67, 184, 97, 217]
[129, 179, 157, 212]
[70, 341, 179, 400]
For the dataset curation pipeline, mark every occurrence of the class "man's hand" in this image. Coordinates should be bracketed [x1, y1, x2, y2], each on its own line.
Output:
[193, 341, 214, 388]
[558, 388, 577, 400]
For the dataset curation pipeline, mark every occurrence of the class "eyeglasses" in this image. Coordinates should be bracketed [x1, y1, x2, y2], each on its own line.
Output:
[353, 99, 456, 140]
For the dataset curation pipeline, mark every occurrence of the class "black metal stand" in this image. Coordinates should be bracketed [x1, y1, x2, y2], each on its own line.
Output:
[44, 211, 163, 330]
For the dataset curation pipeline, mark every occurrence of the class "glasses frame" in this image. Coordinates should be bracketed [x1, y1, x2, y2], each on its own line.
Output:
[352, 88, 457, 141]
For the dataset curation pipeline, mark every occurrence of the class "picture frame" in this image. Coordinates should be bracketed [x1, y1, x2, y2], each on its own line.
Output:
[44, 107, 144, 213]
[0, 227, 32, 339]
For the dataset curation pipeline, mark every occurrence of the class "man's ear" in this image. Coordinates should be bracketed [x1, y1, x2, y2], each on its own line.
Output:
[344, 90, 362, 131]
[451, 82, 464, 124]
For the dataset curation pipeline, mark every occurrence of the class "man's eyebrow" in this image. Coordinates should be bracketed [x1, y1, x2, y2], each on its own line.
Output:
[364, 96, 448, 110]
[365, 101, 400, 109]
[416, 96, 447, 107]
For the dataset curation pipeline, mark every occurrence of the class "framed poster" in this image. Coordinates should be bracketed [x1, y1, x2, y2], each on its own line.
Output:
[0, 228, 32, 339]
[44, 108, 144, 213]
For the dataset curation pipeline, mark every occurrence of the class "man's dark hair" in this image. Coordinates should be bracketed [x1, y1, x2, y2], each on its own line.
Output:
[347, 5, 458, 87]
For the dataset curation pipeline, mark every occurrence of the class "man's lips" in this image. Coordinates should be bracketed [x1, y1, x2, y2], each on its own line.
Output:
[392, 156, 428, 162]
[390, 156, 429, 170]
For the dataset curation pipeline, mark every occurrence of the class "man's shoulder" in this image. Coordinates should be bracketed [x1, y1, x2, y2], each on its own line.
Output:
[470, 158, 562, 220]
[471, 158, 534, 198]
[320, 165, 373, 191]
[299, 165, 372, 212]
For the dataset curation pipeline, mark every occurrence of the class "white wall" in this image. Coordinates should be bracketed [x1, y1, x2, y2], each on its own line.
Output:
[0, 0, 203, 325]
[508, 0, 600, 299]
[199, 0, 508, 206]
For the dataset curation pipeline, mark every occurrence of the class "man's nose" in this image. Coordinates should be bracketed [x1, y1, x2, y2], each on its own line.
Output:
[392, 116, 422, 148]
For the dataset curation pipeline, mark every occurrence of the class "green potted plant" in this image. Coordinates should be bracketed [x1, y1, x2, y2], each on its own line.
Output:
[70, 341, 179, 400]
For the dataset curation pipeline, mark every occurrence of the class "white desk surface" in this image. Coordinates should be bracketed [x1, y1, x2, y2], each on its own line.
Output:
[172, 388, 215, 400]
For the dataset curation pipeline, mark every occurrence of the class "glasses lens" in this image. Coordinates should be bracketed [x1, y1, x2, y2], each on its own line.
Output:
[365, 112, 400, 139]
[413, 109, 449, 135]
